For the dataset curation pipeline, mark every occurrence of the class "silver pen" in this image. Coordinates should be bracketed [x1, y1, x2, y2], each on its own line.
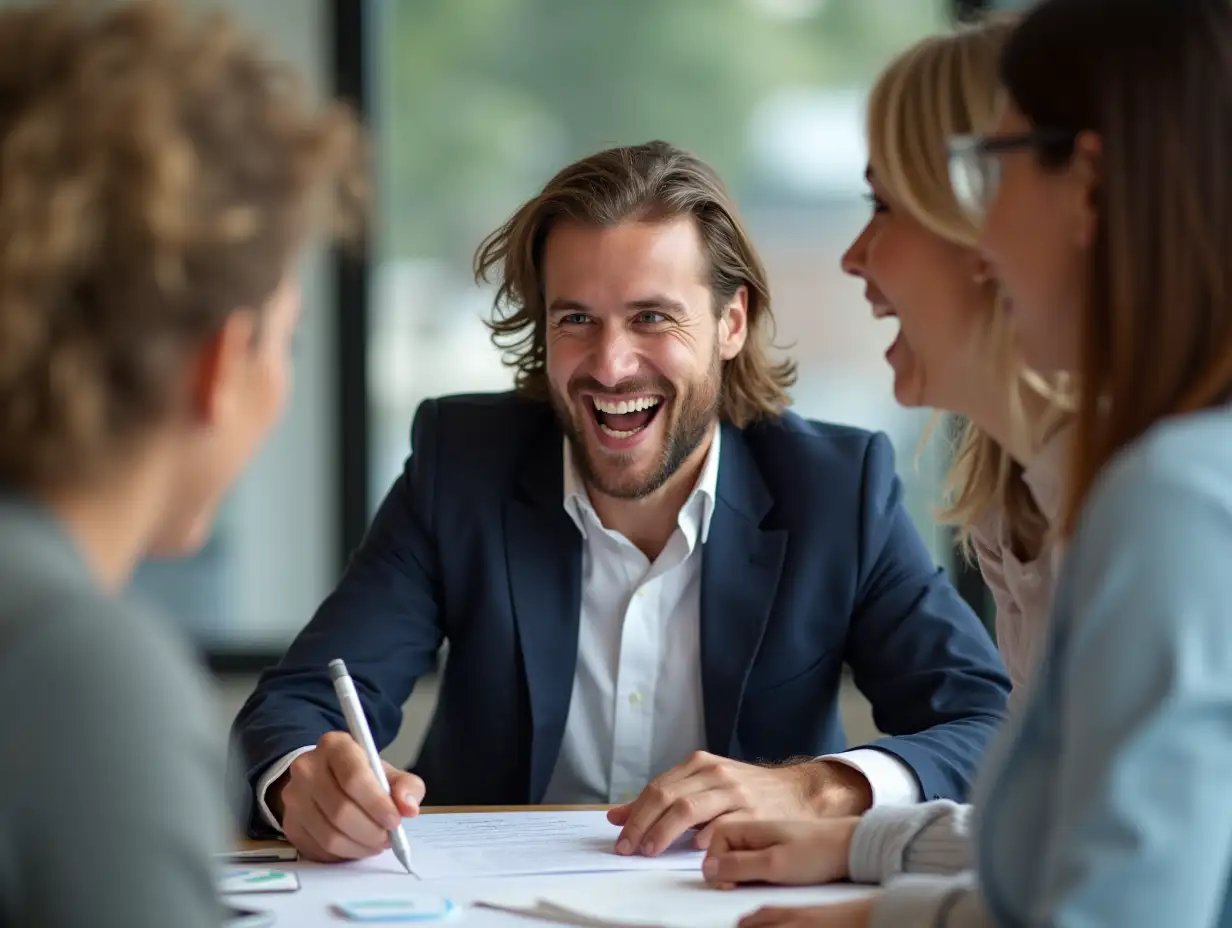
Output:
[329, 658, 414, 874]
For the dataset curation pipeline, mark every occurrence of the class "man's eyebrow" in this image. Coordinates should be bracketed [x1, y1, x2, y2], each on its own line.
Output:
[547, 297, 690, 314]
[627, 296, 688, 313]
[547, 299, 589, 314]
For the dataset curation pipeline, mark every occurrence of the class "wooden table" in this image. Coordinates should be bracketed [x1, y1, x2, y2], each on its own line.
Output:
[238, 805, 610, 851]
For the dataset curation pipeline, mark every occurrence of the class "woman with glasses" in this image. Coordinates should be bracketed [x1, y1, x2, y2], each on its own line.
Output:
[0, 2, 363, 925]
[704, 1, 1232, 926]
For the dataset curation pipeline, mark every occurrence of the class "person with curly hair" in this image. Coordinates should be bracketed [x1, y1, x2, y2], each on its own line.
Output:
[0, 1, 364, 925]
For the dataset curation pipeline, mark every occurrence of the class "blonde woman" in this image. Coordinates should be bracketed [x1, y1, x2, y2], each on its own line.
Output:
[697, 14, 1066, 909]
[844, 14, 1068, 701]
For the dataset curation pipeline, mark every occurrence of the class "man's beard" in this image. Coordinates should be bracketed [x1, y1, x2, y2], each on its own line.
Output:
[551, 354, 721, 501]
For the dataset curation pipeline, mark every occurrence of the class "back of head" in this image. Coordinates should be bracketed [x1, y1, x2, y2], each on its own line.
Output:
[868, 15, 1059, 556]
[0, 0, 365, 491]
[477, 140, 796, 428]
[1002, 0, 1232, 530]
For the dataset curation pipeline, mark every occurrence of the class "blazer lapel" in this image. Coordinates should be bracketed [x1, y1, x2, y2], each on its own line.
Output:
[700, 423, 787, 757]
[504, 424, 583, 803]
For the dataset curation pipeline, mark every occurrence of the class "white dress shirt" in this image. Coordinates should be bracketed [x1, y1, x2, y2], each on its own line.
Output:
[543, 428, 922, 807]
[254, 428, 920, 831]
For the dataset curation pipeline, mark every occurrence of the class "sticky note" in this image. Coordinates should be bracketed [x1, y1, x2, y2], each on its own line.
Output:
[333, 896, 457, 923]
[216, 868, 301, 894]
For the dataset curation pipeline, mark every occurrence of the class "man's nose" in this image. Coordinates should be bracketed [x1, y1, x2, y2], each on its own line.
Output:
[589, 328, 640, 387]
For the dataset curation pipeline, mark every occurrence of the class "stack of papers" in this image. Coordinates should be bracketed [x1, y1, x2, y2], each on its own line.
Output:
[400, 810, 703, 879]
[216, 812, 876, 928]
[475, 870, 877, 928]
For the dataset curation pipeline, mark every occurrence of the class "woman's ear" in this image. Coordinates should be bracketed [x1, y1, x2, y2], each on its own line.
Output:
[1069, 130, 1103, 250]
[972, 255, 995, 288]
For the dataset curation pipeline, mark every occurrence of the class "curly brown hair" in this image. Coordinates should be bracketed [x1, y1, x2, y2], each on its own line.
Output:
[0, 0, 366, 490]
[476, 140, 795, 427]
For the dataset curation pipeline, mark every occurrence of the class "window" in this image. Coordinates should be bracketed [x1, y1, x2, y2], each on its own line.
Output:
[369, 0, 959, 572]
[130, 0, 338, 659]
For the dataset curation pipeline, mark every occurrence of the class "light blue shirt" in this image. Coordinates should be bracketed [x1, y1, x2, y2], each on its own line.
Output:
[871, 406, 1232, 927]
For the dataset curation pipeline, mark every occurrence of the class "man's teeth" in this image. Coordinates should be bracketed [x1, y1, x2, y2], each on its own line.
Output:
[872, 304, 897, 319]
[592, 396, 660, 415]
[600, 424, 640, 438]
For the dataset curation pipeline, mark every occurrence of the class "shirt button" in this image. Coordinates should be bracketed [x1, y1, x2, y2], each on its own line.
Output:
[635, 587, 647, 598]
[628, 691, 643, 706]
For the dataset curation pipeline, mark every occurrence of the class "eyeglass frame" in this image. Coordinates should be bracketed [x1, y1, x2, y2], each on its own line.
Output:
[947, 128, 1078, 218]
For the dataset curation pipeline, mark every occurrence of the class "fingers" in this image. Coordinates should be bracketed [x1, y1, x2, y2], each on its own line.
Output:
[281, 769, 376, 862]
[703, 847, 779, 886]
[695, 811, 750, 851]
[281, 803, 344, 864]
[739, 901, 872, 928]
[312, 756, 392, 848]
[322, 733, 402, 830]
[608, 753, 710, 830]
[278, 732, 407, 863]
[301, 788, 385, 860]
[705, 819, 856, 888]
[739, 906, 799, 928]
[386, 764, 425, 816]
[703, 819, 784, 856]
[617, 767, 739, 857]
[613, 752, 723, 849]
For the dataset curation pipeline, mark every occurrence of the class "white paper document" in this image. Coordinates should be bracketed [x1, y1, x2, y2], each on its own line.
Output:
[401, 811, 704, 879]
[475, 870, 877, 928]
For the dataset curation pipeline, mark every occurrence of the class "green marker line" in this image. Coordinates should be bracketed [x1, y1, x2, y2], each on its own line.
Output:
[245, 871, 286, 883]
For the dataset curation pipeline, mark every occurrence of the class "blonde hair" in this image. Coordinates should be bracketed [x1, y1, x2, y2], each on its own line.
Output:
[0, 0, 366, 491]
[867, 15, 1064, 559]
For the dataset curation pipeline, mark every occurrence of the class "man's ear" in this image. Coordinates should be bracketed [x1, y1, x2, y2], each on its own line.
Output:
[186, 310, 258, 425]
[1069, 129, 1102, 250]
[718, 286, 749, 361]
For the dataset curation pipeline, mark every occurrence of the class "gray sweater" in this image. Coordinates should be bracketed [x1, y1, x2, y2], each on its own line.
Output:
[0, 499, 226, 927]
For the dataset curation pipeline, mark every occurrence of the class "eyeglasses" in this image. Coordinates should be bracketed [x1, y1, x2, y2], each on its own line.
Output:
[947, 129, 1077, 219]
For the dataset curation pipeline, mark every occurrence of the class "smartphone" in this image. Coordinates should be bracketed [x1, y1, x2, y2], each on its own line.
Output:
[224, 904, 275, 928]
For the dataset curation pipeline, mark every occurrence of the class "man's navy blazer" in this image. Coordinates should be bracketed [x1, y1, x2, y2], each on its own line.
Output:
[233, 392, 1010, 832]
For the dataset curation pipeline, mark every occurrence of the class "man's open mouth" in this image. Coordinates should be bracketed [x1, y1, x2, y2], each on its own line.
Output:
[590, 395, 662, 439]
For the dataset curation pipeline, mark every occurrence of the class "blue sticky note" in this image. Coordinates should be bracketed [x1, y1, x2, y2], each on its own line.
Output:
[333, 896, 457, 923]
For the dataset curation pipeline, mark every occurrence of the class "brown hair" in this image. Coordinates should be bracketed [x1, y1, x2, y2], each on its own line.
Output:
[867, 15, 1064, 559]
[476, 140, 795, 427]
[1002, 0, 1232, 533]
[0, 0, 366, 490]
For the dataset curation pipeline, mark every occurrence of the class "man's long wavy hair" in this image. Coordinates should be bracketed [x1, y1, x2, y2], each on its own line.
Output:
[475, 141, 796, 427]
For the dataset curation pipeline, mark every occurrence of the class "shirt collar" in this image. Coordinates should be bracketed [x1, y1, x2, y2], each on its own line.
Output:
[1023, 423, 1069, 529]
[562, 425, 722, 550]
